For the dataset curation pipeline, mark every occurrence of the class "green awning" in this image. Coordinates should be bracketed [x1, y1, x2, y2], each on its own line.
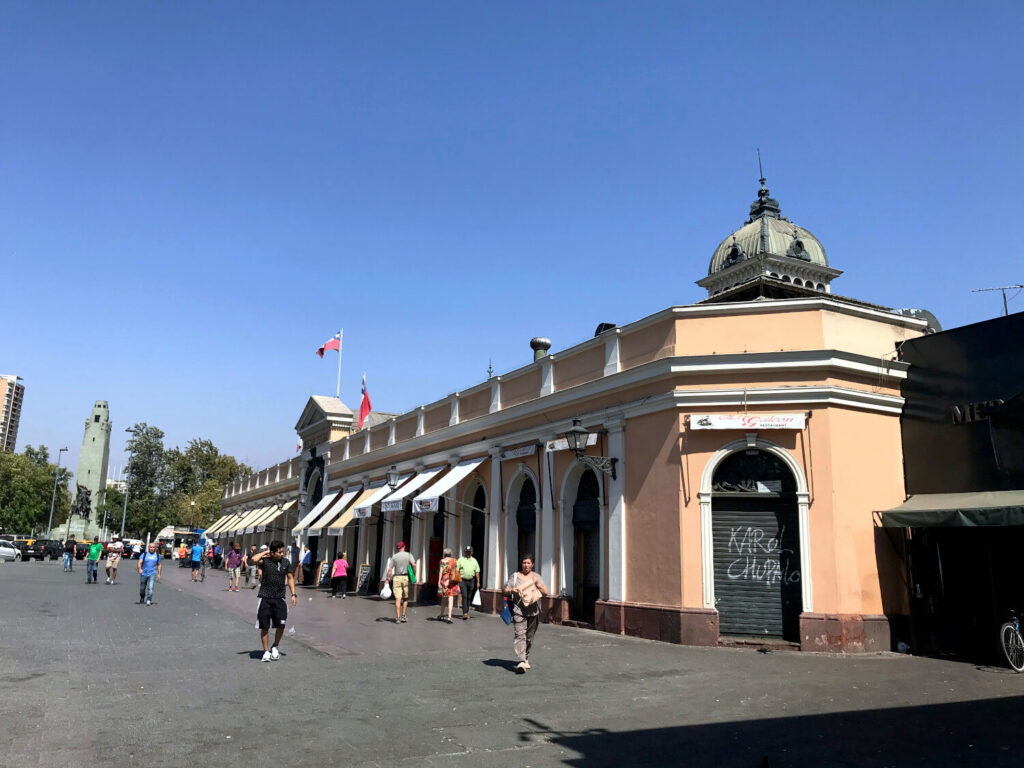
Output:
[881, 490, 1024, 528]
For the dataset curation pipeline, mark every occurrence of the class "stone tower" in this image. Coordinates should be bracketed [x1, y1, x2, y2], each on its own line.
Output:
[74, 401, 112, 531]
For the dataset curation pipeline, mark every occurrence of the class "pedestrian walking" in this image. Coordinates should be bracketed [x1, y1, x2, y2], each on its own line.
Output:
[86, 536, 102, 584]
[137, 540, 162, 605]
[225, 542, 244, 592]
[300, 545, 312, 586]
[248, 540, 297, 662]
[383, 541, 417, 623]
[329, 551, 349, 598]
[105, 535, 124, 584]
[456, 546, 481, 620]
[190, 540, 203, 582]
[245, 545, 259, 588]
[503, 554, 549, 673]
[63, 537, 76, 572]
[132, 541, 142, 559]
[437, 548, 460, 624]
[213, 543, 222, 569]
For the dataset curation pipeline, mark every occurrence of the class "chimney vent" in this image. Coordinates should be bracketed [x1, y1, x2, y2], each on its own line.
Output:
[530, 337, 552, 361]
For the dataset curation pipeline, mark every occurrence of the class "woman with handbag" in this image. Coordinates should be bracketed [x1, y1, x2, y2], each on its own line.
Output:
[437, 548, 461, 624]
[503, 553, 549, 673]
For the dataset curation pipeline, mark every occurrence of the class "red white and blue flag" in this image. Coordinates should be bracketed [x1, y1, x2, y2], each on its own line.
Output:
[316, 332, 342, 358]
[296, 438, 302, 454]
[358, 373, 372, 429]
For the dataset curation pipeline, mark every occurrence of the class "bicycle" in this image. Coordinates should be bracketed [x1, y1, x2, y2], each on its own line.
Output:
[1000, 610, 1024, 672]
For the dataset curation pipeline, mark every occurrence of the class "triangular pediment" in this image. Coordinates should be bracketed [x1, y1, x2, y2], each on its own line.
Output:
[294, 396, 354, 434]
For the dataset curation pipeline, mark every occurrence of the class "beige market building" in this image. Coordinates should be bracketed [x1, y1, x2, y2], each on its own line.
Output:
[214, 181, 929, 651]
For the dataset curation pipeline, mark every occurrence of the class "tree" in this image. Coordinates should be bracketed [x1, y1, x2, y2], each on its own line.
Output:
[119, 426, 252, 538]
[0, 446, 73, 536]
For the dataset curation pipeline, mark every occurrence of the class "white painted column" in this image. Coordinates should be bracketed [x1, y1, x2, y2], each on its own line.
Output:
[489, 378, 502, 414]
[449, 395, 460, 426]
[357, 518, 369, 566]
[540, 358, 555, 397]
[539, 436, 556, 586]
[486, 448, 502, 590]
[410, 513, 423, 582]
[606, 418, 626, 602]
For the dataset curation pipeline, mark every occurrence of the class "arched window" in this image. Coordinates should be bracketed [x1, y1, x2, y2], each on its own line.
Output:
[516, 478, 537, 562]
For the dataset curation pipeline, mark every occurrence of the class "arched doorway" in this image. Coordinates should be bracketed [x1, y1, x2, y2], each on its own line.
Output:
[516, 477, 537, 564]
[470, 485, 486, 576]
[711, 449, 802, 641]
[572, 469, 601, 623]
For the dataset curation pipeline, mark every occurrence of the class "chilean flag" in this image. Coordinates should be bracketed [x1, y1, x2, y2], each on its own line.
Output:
[358, 373, 372, 429]
[316, 332, 341, 358]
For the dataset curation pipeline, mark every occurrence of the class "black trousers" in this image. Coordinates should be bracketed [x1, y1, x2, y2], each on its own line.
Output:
[331, 575, 345, 596]
[459, 577, 477, 615]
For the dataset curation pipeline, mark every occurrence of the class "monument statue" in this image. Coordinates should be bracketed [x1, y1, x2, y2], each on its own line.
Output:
[72, 486, 92, 518]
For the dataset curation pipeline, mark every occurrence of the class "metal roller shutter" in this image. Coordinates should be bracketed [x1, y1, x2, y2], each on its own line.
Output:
[712, 496, 802, 640]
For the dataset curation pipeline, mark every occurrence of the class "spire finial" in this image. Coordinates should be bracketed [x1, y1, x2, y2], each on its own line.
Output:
[757, 148, 765, 187]
[487, 359, 494, 378]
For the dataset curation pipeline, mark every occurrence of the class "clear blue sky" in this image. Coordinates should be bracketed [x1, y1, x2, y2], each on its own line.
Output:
[3, 1, 1022, 475]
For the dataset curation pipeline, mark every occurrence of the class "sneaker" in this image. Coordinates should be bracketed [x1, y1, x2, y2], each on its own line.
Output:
[105, 577, 111, 584]
[515, 661, 527, 674]
[524, 660, 531, 669]
[146, 600, 152, 606]
[262, 651, 272, 662]
[270, 646, 280, 660]
[462, 614, 469, 620]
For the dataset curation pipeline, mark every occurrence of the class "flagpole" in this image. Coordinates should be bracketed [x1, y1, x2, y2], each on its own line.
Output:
[336, 329, 343, 400]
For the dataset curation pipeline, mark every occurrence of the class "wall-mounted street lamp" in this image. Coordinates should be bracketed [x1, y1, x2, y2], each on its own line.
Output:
[45, 447, 68, 539]
[385, 465, 401, 491]
[564, 418, 618, 480]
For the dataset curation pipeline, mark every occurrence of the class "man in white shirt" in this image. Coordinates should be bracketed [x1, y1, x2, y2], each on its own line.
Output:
[105, 535, 124, 585]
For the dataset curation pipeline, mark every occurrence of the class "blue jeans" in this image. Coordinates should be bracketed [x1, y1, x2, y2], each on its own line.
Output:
[63, 552, 73, 570]
[86, 560, 98, 582]
[140, 573, 156, 602]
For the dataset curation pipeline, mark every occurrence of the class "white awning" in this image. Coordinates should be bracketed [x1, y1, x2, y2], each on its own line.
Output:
[380, 466, 445, 513]
[354, 477, 408, 518]
[232, 507, 271, 536]
[307, 486, 362, 536]
[247, 505, 282, 533]
[292, 492, 340, 535]
[413, 457, 486, 513]
[257, 503, 293, 534]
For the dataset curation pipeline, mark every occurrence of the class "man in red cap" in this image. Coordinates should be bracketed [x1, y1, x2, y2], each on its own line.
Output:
[384, 541, 418, 623]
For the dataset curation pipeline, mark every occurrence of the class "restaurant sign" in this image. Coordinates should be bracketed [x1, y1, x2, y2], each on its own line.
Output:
[689, 413, 806, 430]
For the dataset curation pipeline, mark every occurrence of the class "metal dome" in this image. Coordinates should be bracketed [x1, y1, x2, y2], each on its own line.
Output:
[707, 180, 828, 275]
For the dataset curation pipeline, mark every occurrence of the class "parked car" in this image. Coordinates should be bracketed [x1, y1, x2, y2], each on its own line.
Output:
[0, 540, 21, 562]
[24, 539, 62, 561]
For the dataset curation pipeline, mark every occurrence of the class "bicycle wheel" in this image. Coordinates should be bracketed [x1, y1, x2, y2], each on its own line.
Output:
[1000, 622, 1024, 672]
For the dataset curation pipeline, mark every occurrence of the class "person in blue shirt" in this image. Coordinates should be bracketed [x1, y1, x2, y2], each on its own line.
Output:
[190, 540, 203, 582]
[137, 541, 162, 605]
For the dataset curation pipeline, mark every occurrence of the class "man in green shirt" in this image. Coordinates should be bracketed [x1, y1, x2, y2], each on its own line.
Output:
[86, 536, 103, 584]
[456, 546, 481, 620]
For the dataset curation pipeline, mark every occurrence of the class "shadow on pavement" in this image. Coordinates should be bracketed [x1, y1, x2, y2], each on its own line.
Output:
[521, 695, 1024, 767]
[482, 658, 519, 673]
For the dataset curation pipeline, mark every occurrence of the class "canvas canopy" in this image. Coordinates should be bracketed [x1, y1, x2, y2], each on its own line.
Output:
[380, 466, 446, 513]
[292, 492, 340, 535]
[307, 486, 361, 536]
[412, 457, 486, 513]
[880, 490, 1024, 528]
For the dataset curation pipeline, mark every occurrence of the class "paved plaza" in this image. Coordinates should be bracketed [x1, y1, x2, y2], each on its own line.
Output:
[3, 560, 1024, 767]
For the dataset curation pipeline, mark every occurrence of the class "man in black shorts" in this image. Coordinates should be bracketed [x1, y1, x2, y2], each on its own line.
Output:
[248, 540, 297, 662]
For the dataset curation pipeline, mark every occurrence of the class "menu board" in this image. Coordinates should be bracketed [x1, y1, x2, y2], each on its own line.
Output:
[356, 563, 373, 595]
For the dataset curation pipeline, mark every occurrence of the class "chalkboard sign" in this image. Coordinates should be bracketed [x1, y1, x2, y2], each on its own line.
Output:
[317, 561, 331, 587]
[356, 563, 373, 595]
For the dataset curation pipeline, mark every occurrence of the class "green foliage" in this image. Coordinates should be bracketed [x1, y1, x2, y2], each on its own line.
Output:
[0, 446, 73, 536]
[118, 426, 252, 538]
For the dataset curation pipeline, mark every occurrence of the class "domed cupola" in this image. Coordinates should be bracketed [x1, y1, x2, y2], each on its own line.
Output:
[697, 178, 842, 302]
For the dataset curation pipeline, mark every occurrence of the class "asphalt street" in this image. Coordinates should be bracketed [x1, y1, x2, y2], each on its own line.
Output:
[3, 558, 1024, 767]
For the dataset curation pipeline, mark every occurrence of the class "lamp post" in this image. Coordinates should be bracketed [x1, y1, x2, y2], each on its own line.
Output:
[119, 465, 130, 539]
[385, 465, 401, 491]
[564, 418, 618, 480]
[45, 447, 68, 539]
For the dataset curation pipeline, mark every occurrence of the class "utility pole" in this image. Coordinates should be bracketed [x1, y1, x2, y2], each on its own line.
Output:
[971, 285, 1024, 316]
[45, 447, 68, 539]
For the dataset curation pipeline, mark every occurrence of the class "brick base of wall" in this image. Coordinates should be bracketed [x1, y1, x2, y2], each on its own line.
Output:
[799, 613, 891, 653]
[594, 600, 720, 645]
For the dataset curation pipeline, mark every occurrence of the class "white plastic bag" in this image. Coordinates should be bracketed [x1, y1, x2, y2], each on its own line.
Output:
[471, 589, 482, 606]
[380, 581, 392, 600]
